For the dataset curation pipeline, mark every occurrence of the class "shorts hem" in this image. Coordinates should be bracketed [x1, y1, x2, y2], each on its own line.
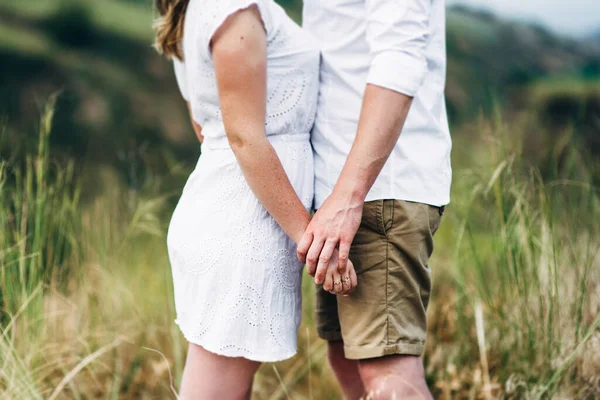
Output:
[343, 341, 425, 360]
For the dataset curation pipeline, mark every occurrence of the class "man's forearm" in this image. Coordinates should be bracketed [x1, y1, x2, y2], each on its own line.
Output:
[333, 83, 413, 201]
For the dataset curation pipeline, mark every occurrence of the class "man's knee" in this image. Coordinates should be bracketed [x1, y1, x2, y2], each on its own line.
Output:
[359, 355, 431, 399]
[360, 354, 424, 378]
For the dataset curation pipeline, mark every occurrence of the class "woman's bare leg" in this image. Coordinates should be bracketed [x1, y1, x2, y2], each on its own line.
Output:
[179, 343, 261, 400]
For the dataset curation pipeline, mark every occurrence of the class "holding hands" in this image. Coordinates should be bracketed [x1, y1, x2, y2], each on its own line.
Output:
[320, 248, 358, 295]
[298, 189, 364, 295]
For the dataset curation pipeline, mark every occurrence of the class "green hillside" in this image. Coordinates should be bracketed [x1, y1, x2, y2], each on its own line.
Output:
[0, 0, 598, 179]
[0, 0, 191, 182]
[445, 7, 599, 116]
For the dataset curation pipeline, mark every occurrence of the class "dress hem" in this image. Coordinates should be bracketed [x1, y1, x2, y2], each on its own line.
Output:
[176, 322, 298, 363]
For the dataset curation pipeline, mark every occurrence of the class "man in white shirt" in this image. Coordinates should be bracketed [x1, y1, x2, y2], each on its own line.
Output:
[299, 0, 452, 398]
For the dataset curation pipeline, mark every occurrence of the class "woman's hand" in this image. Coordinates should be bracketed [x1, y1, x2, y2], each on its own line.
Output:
[321, 248, 358, 296]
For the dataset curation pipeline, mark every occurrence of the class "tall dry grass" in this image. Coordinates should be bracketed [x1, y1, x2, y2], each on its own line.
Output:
[0, 102, 599, 399]
[425, 114, 600, 399]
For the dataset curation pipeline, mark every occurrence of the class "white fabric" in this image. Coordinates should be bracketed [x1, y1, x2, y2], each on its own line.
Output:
[303, 0, 452, 208]
[168, 0, 319, 362]
[173, 0, 320, 141]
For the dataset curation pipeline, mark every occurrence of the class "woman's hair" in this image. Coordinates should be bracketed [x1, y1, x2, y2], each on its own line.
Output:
[153, 0, 190, 60]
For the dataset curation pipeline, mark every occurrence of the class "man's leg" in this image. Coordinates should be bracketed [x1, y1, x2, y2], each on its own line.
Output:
[327, 341, 365, 399]
[315, 285, 365, 399]
[335, 200, 443, 399]
[359, 355, 432, 400]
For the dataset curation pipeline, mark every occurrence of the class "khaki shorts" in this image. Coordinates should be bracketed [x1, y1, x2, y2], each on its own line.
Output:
[315, 199, 444, 360]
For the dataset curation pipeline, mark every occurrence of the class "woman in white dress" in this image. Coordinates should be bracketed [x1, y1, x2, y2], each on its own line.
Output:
[154, 0, 358, 397]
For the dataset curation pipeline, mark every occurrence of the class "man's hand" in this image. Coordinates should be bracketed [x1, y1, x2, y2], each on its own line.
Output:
[297, 188, 363, 284]
[299, 85, 413, 284]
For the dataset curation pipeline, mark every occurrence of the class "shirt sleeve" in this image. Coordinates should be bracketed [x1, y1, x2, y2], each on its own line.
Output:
[173, 58, 189, 101]
[202, 0, 272, 58]
[365, 0, 431, 97]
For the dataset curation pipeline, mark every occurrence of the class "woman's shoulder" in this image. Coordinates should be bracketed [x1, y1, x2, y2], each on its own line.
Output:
[186, 0, 275, 57]
[190, 0, 274, 32]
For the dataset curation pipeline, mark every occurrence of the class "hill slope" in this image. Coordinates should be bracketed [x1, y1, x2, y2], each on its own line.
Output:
[0, 0, 192, 180]
[0, 0, 598, 178]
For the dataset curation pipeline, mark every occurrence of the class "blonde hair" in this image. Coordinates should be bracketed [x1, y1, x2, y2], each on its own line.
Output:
[153, 0, 190, 60]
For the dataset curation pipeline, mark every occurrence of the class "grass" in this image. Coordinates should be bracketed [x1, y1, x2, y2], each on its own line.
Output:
[0, 99, 599, 399]
[427, 116, 600, 398]
[0, 0, 599, 398]
[529, 77, 600, 99]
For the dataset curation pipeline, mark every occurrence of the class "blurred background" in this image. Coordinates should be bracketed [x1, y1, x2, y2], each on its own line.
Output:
[0, 0, 599, 399]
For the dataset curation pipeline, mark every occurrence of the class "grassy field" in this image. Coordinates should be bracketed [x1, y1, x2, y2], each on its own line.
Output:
[1, 0, 599, 399]
[1, 98, 599, 399]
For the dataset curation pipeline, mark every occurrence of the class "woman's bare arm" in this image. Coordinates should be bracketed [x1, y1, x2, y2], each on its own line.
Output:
[186, 102, 204, 143]
[211, 6, 310, 244]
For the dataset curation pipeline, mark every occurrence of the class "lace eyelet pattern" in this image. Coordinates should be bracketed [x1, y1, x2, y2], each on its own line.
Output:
[168, 0, 319, 362]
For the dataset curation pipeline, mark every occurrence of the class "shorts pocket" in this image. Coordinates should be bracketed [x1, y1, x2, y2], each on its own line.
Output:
[426, 205, 444, 236]
[361, 200, 386, 237]
[381, 199, 394, 236]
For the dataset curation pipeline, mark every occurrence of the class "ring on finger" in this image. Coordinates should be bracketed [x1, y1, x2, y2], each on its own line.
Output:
[343, 276, 350, 284]
[334, 281, 342, 286]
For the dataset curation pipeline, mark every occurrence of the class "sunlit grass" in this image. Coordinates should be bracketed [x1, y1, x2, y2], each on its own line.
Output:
[0, 102, 599, 399]
[530, 77, 600, 95]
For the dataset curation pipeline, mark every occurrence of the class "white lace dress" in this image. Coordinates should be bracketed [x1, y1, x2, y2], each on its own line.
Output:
[166, 0, 319, 362]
